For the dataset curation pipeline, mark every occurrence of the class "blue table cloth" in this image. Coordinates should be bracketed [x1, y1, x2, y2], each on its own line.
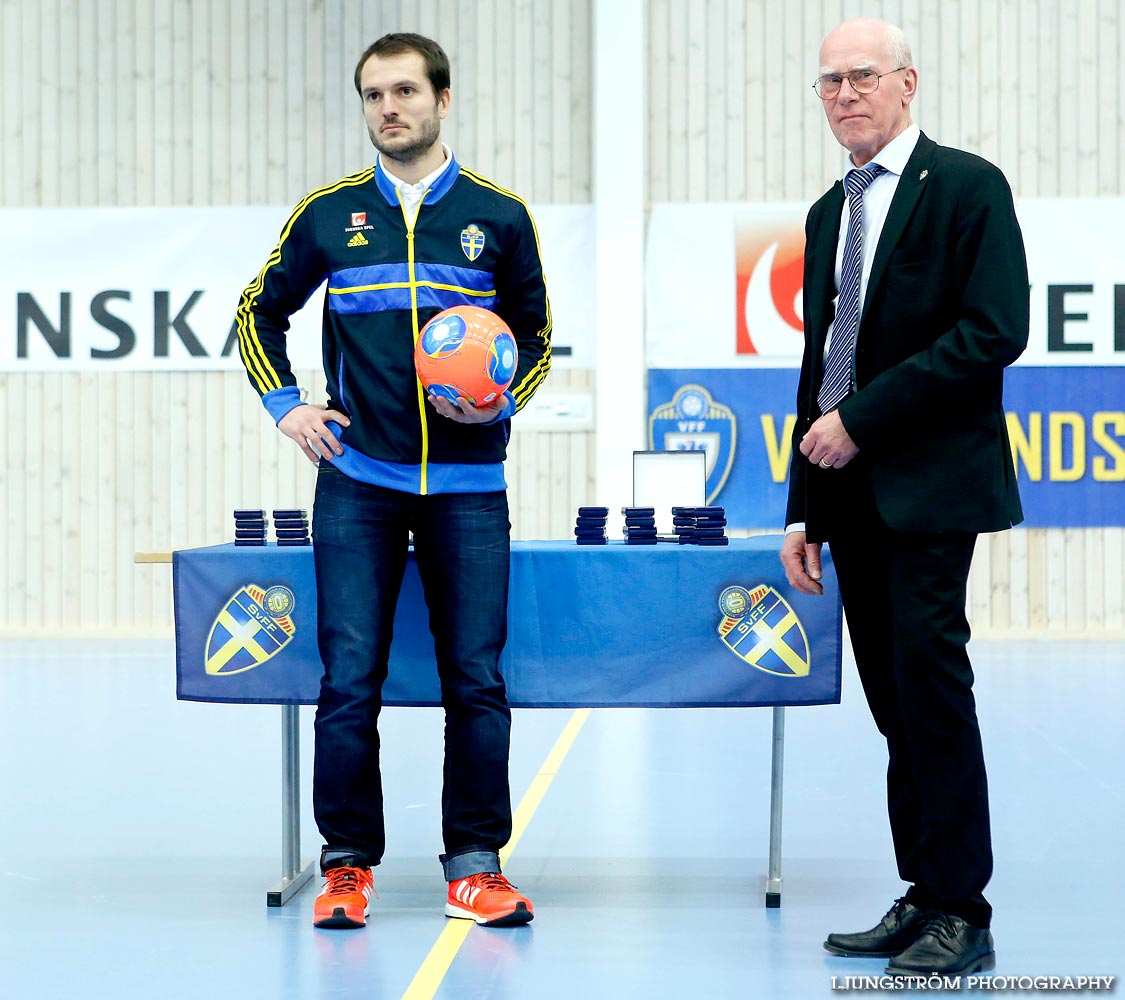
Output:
[174, 538, 841, 708]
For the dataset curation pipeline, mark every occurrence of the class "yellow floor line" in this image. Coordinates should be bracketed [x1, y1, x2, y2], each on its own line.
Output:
[400, 708, 592, 1000]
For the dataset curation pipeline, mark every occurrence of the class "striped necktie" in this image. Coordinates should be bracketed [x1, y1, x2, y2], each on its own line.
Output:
[817, 163, 887, 414]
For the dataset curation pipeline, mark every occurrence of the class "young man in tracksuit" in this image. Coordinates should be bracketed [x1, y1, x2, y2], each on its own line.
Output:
[235, 32, 551, 930]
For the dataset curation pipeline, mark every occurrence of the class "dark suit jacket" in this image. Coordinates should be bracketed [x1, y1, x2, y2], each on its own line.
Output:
[786, 132, 1029, 539]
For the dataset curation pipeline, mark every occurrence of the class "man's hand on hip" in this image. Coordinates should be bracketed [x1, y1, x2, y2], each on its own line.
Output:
[278, 403, 351, 464]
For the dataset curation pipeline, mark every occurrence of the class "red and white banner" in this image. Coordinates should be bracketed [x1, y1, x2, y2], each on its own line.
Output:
[646, 198, 1125, 368]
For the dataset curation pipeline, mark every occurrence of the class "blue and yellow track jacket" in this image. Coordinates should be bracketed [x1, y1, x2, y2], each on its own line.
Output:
[235, 153, 551, 494]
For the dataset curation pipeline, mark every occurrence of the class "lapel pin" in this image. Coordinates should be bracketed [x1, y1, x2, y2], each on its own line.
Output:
[919, 169, 929, 180]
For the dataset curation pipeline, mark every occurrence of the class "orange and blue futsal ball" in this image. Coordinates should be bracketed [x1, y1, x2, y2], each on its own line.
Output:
[415, 305, 519, 408]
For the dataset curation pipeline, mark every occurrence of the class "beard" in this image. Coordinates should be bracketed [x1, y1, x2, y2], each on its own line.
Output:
[368, 108, 442, 166]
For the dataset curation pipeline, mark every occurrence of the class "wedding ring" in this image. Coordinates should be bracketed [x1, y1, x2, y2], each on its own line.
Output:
[819, 458, 833, 468]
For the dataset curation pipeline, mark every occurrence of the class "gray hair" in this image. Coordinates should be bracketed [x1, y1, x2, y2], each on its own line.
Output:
[885, 23, 913, 68]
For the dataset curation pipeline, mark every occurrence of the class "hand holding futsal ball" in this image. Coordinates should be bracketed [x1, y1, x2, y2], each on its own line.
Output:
[415, 306, 519, 412]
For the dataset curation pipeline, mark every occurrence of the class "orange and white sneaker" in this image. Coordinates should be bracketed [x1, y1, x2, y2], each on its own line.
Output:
[312, 866, 375, 929]
[445, 872, 534, 926]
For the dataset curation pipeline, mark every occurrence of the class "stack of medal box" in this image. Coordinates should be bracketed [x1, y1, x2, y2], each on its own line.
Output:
[273, 508, 310, 546]
[574, 506, 608, 545]
[233, 509, 268, 546]
[622, 506, 658, 545]
[673, 505, 729, 545]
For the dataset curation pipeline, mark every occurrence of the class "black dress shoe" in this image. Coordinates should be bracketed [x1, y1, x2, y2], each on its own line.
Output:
[886, 913, 996, 976]
[824, 898, 934, 957]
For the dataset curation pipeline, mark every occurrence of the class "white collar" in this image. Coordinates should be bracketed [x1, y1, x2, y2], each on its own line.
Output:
[845, 124, 920, 179]
[378, 143, 454, 192]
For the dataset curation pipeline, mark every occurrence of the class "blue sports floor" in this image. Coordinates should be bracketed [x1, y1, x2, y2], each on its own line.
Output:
[0, 637, 1121, 998]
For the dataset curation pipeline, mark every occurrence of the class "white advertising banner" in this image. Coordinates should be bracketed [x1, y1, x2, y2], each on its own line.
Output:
[1, 204, 594, 372]
[646, 198, 1125, 368]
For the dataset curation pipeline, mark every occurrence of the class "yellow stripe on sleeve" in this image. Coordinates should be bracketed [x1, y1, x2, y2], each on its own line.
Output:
[459, 169, 553, 413]
[235, 167, 375, 394]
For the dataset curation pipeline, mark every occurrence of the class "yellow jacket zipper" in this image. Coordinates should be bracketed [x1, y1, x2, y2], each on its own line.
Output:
[401, 189, 430, 494]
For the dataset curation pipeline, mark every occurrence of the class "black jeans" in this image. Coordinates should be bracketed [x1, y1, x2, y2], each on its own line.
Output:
[311, 462, 513, 880]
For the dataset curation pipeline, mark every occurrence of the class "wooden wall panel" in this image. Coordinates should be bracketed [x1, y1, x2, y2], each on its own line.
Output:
[2, 0, 1122, 636]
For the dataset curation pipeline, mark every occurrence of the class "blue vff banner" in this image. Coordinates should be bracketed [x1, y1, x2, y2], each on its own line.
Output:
[647, 369, 799, 530]
[647, 367, 1125, 529]
[1003, 367, 1125, 527]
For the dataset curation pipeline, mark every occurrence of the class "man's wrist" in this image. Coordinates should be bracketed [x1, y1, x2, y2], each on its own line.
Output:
[263, 386, 303, 425]
[480, 391, 516, 425]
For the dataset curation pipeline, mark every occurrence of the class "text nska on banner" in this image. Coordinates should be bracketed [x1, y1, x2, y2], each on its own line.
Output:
[2, 205, 594, 372]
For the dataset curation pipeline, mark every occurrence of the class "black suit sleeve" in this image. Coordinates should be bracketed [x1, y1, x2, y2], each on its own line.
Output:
[785, 199, 834, 526]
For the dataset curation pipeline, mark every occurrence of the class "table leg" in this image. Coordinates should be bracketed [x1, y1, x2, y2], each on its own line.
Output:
[766, 706, 784, 907]
[267, 704, 315, 906]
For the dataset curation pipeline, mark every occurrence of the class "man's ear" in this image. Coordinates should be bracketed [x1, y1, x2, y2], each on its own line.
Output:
[901, 67, 918, 106]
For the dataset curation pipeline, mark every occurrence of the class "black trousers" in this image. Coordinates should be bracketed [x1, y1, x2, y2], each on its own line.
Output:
[822, 462, 993, 928]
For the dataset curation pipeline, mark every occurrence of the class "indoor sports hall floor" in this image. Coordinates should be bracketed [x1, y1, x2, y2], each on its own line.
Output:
[0, 637, 1121, 998]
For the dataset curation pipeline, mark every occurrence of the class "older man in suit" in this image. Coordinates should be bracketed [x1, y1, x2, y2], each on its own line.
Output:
[780, 17, 1028, 978]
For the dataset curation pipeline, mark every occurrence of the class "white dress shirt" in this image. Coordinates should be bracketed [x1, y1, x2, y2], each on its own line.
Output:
[824, 124, 921, 357]
[377, 143, 454, 218]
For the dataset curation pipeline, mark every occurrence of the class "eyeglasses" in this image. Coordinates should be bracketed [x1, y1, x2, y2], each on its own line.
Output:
[813, 66, 910, 100]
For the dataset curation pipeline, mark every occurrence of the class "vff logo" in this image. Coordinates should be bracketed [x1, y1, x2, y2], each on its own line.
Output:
[205, 584, 296, 676]
[648, 384, 736, 505]
[717, 584, 810, 678]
